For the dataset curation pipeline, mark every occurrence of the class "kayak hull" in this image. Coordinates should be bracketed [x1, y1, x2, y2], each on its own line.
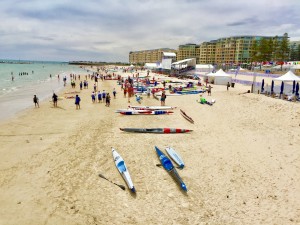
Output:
[180, 109, 194, 124]
[166, 147, 185, 169]
[120, 111, 173, 115]
[155, 146, 187, 192]
[120, 128, 193, 133]
[112, 148, 135, 193]
[129, 106, 177, 110]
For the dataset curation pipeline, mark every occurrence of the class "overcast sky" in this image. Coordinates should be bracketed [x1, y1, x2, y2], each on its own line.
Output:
[0, 0, 299, 62]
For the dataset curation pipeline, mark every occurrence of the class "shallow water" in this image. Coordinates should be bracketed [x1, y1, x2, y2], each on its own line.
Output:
[0, 60, 91, 121]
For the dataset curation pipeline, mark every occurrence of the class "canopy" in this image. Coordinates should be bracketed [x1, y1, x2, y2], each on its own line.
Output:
[163, 52, 176, 57]
[207, 69, 232, 85]
[207, 69, 231, 77]
[144, 63, 158, 69]
[274, 70, 300, 82]
[196, 64, 213, 69]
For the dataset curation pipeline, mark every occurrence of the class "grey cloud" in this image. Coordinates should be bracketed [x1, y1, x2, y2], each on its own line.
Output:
[0, 0, 300, 62]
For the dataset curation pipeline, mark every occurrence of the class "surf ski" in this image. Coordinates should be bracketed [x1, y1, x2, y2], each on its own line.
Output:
[119, 128, 193, 133]
[112, 148, 136, 193]
[180, 109, 194, 124]
[165, 147, 185, 169]
[155, 146, 187, 192]
[120, 110, 173, 115]
[129, 106, 177, 110]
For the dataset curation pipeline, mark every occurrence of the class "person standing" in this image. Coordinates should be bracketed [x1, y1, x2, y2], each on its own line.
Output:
[160, 91, 166, 106]
[97, 91, 102, 103]
[207, 85, 212, 96]
[113, 88, 117, 99]
[91, 92, 96, 103]
[227, 82, 230, 91]
[105, 93, 111, 107]
[52, 93, 58, 107]
[75, 95, 81, 109]
[33, 95, 39, 108]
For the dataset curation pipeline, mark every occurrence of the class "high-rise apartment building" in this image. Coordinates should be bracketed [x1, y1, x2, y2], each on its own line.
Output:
[198, 41, 216, 64]
[129, 35, 291, 65]
[176, 43, 200, 62]
[199, 35, 285, 65]
[129, 48, 177, 64]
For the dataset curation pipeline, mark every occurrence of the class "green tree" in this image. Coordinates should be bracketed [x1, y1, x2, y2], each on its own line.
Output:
[290, 46, 297, 61]
[259, 38, 272, 62]
[272, 36, 280, 62]
[278, 33, 290, 70]
[297, 44, 300, 61]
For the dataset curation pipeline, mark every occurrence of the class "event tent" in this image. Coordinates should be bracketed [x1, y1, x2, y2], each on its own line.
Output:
[196, 64, 213, 69]
[144, 63, 159, 69]
[206, 69, 232, 85]
[274, 70, 300, 82]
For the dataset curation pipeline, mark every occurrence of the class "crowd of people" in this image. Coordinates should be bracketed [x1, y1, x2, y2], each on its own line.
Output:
[33, 67, 123, 110]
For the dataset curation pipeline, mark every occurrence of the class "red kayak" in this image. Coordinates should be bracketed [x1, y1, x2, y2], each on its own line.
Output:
[120, 128, 192, 133]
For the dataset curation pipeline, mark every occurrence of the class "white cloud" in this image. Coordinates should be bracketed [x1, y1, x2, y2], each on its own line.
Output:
[0, 0, 299, 62]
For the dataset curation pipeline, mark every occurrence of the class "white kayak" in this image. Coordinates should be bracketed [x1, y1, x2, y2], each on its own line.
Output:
[128, 105, 177, 110]
[115, 109, 151, 113]
[165, 147, 185, 169]
[112, 148, 136, 193]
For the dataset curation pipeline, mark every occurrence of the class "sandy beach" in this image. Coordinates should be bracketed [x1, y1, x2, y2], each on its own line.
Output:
[0, 68, 299, 225]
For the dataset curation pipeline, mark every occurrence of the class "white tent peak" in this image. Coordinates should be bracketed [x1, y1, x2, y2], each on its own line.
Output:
[274, 70, 300, 81]
[208, 69, 231, 77]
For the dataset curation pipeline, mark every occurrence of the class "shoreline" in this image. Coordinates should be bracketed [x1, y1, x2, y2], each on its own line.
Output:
[0, 69, 299, 224]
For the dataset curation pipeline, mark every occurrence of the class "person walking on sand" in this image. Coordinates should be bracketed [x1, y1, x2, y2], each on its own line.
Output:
[207, 85, 212, 96]
[91, 92, 96, 103]
[33, 95, 39, 108]
[227, 82, 230, 91]
[113, 88, 117, 99]
[52, 92, 58, 107]
[75, 94, 81, 109]
[97, 91, 102, 103]
[105, 93, 111, 107]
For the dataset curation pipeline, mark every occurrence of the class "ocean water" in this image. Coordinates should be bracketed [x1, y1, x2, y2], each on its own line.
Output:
[0, 60, 91, 121]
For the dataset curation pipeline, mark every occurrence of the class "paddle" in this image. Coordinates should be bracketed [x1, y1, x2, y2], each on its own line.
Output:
[156, 164, 182, 170]
[98, 174, 126, 190]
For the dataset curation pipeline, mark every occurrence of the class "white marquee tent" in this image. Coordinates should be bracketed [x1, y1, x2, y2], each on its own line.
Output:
[274, 70, 300, 82]
[206, 69, 232, 85]
[144, 63, 159, 69]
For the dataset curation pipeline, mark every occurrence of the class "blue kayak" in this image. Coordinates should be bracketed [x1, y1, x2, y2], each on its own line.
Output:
[155, 146, 187, 192]
[176, 90, 204, 95]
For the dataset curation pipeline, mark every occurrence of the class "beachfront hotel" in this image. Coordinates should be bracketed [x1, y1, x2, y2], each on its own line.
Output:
[176, 43, 200, 62]
[129, 35, 289, 65]
[129, 48, 177, 65]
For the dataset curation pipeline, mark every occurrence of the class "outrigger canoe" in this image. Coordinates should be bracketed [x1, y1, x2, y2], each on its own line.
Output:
[120, 128, 192, 133]
[120, 111, 173, 115]
[155, 146, 187, 192]
[112, 148, 136, 193]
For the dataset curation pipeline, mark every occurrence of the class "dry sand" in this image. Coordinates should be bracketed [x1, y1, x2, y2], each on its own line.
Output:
[0, 69, 299, 225]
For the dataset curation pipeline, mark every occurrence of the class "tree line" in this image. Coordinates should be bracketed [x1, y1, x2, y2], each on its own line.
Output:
[250, 33, 300, 65]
